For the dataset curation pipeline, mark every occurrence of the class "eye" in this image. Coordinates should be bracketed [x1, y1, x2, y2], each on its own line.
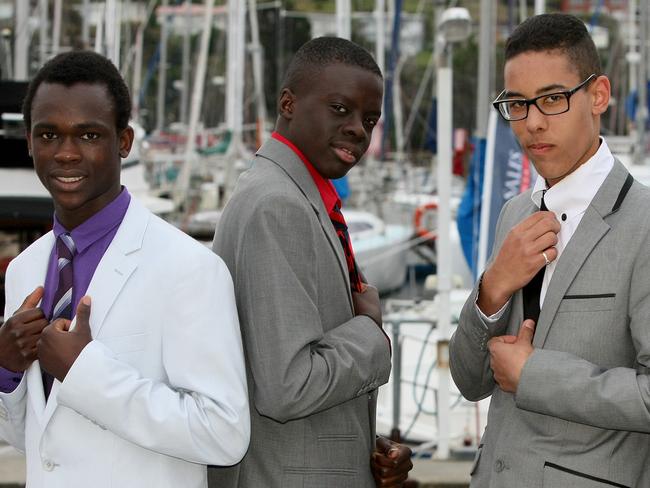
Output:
[331, 104, 348, 114]
[541, 94, 565, 105]
[39, 132, 57, 140]
[365, 118, 379, 128]
[81, 132, 100, 141]
[508, 100, 527, 110]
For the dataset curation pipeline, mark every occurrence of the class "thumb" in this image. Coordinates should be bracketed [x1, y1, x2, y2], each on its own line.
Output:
[73, 296, 92, 334]
[517, 319, 535, 344]
[18, 286, 44, 312]
[375, 436, 393, 455]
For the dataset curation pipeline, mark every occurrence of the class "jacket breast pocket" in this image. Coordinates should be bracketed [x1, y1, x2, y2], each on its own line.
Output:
[557, 294, 615, 313]
[543, 462, 630, 488]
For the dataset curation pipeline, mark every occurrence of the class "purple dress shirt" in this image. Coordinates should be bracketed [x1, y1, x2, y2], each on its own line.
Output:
[0, 188, 131, 392]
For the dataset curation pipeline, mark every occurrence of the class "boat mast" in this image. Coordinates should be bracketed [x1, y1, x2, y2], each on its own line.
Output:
[13, 0, 28, 80]
[39, 0, 48, 65]
[52, 0, 62, 57]
[174, 0, 216, 208]
[248, 0, 268, 146]
[336, 0, 351, 40]
[156, 0, 170, 133]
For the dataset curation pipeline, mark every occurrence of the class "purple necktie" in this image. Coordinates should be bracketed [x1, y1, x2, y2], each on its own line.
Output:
[43, 233, 76, 399]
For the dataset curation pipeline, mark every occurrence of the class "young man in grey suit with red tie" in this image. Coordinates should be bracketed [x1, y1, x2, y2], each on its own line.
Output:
[211, 37, 412, 487]
[451, 13, 650, 488]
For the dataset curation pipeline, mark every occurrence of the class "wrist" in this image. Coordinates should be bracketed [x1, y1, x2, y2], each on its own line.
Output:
[477, 269, 512, 315]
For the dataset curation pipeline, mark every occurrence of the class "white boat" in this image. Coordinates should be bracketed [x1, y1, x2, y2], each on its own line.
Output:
[342, 209, 412, 294]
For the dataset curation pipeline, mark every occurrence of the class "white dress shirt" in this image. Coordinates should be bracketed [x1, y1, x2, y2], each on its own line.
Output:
[479, 137, 614, 321]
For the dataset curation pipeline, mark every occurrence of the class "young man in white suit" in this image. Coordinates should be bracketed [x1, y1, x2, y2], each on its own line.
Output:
[450, 13, 650, 488]
[0, 51, 250, 488]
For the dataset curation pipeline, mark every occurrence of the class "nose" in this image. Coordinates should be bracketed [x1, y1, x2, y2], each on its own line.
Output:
[525, 103, 548, 132]
[53, 137, 81, 164]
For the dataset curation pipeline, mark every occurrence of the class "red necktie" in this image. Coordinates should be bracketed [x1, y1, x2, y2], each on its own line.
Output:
[329, 203, 363, 293]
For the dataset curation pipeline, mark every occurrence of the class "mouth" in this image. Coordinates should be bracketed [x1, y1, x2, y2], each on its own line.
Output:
[332, 145, 360, 165]
[528, 143, 554, 152]
[50, 174, 87, 191]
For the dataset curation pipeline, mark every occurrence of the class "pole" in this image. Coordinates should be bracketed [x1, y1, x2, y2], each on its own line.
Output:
[82, 0, 90, 48]
[14, 0, 29, 80]
[175, 0, 216, 207]
[534, 0, 545, 15]
[375, 0, 385, 76]
[635, 0, 648, 164]
[475, 0, 494, 139]
[226, 0, 246, 152]
[52, 0, 62, 57]
[435, 54, 452, 460]
[248, 0, 268, 145]
[156, 0, 170, 133]
[39, 0, 48, 65]
[336, 0, 351, 40]
[180, 1, 192, 126]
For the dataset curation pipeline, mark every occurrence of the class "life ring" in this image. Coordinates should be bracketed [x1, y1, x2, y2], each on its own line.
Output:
[414, 202, 438, 240]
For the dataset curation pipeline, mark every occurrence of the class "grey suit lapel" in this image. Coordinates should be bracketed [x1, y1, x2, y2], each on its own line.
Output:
[534, 160, 631, 347]
[257, 139, 353, 309]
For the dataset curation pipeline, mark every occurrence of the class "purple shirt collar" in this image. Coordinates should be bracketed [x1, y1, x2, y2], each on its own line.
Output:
[53, 188, 131, 251]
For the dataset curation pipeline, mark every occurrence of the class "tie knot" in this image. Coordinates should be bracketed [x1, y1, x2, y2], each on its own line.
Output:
[540, 190, 548, 212]
[57, 233, 76, 259]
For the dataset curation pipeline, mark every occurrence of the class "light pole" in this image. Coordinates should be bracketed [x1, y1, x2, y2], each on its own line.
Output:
[435, 6, 471, 460]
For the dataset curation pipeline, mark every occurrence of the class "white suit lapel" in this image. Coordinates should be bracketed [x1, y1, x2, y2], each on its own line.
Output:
[13, 232, 56, 426]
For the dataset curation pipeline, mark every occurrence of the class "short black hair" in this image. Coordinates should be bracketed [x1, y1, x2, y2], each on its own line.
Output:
[22, 50, 131, 130]
[281, 37, 382, 93]
[505, 13, 601, 80]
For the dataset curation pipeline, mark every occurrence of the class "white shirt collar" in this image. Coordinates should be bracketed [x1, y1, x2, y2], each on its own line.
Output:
[531, 137, 614, 220]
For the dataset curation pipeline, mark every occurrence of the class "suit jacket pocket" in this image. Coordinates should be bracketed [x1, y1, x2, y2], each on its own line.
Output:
[557, 294, 615, 313]
[282, 467, 357, 488]
[543, 462, 630, 488]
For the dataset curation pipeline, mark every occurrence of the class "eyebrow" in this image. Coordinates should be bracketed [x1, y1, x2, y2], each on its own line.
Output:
[32, 122, 109, 131]
[504, 83, 569, 98]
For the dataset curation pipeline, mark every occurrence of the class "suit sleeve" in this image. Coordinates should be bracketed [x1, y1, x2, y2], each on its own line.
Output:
[56, 249, 251, 466]
[0, 261, 27, 451]
[231, 193, 391, 423]
[449, 199, 513, 402]
[515, 224, 650, 432]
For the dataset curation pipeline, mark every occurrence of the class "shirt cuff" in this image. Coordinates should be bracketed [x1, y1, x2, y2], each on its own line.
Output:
[474, 298, 510, 328]
[0, 369, 23, 394]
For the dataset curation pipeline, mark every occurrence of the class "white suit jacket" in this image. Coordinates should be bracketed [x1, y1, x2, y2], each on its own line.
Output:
[0, 197, 250, 488]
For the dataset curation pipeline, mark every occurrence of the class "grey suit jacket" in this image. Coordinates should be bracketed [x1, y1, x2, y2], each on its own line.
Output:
[450, 160, 650, 488]
[209, 139, 392, 488]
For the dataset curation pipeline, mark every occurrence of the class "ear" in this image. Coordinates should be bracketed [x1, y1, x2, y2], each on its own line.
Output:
[118, 125, 135, 159]
[591, 75, 611, 116]
[278, 88, 296, 121]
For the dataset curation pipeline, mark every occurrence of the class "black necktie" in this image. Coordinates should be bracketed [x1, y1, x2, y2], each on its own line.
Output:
[522, 193, 547, 322]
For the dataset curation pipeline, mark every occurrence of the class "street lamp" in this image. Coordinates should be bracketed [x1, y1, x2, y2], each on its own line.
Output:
[435, 6, 471, 461]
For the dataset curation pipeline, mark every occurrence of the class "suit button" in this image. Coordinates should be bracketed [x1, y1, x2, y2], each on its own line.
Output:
[43, 460, 55, 471]
[494, 459, 505, 473]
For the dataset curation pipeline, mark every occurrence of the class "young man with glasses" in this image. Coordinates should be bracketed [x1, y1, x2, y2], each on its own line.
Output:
[450, 13, 650, 488]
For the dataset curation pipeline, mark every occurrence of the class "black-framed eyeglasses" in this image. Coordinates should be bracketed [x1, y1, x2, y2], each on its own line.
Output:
[492, 74, 597, 121]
